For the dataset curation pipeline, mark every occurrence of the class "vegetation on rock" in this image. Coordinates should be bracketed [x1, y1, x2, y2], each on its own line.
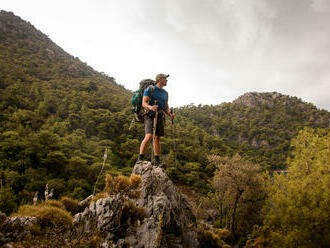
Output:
[14, 203, 72, 230]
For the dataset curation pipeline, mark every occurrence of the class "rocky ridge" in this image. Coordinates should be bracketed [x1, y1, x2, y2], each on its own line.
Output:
[233, 92, 287, 108]
[73, 161, 199, 248]
[231, 91, 316, 110]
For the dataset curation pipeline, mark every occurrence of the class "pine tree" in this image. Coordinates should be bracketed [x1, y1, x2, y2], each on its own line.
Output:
[260, 127, 330, 248]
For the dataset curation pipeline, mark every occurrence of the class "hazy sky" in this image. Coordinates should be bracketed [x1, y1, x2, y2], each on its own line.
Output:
[1, 0, 329, 110]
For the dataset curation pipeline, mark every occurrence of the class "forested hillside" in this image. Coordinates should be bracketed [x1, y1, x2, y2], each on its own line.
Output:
[0, 11, 229, 213]
[177, 92, 330, 170]
[1, 9, 329, 212]
[1, 11, 329, 247]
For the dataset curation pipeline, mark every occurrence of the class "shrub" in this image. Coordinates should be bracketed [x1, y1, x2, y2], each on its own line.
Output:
[92, 192, 109, 202]
[105, 174, 142, 198]
[39, 200, 64, 209]
[0, 186, 18, 215]
[115, 175, 131, 193]
[130, 175, 142, 189]
[37, 206, 72, 229]
[60, 196, 80, 215]
[14, 204, 39, 217]
[197, 224, 232, 248]
[214, 229, 232, 240]
[15, 204, 72, 230]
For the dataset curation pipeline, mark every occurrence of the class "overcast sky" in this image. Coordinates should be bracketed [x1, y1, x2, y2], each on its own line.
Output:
[1, 0, 329, 110]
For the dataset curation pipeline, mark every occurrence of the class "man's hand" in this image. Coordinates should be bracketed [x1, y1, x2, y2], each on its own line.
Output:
[169, 108, 175, 119]
[149, 105, 158, 112]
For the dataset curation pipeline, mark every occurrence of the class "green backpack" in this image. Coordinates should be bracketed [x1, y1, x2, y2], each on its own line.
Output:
[131, 79, 155, 122]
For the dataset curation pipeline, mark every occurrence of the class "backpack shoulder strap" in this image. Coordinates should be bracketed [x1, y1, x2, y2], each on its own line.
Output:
[145, 85, 155, 98]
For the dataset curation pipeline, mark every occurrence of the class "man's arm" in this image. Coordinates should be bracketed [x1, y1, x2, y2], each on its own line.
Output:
[164, 101, 174, 119]
[142, 96, 158, 112]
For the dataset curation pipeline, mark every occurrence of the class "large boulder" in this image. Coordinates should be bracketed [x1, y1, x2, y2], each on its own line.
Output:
[73, 161, 199, 248]
[132, 161, 199, 248]
[73, 195, 125, 233]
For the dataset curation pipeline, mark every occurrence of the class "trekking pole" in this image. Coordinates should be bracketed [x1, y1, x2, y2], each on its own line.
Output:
[128, 117, 135, 130]
[170, 108, 178, 166]
[152, 100, 158, 163]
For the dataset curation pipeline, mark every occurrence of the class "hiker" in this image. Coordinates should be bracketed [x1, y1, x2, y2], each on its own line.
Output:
[137, 73, 174, 167]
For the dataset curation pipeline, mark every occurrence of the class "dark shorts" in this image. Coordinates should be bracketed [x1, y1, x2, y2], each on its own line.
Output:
[144, 113, 165, 136]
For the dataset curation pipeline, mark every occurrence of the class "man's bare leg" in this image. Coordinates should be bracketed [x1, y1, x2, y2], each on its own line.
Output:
[139, 133, 153, 155]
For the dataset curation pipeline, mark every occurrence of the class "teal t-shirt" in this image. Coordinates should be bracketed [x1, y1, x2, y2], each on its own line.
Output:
[143, 85, 168, 111]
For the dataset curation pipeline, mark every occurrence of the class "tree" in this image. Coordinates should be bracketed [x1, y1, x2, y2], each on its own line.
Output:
[208, 154, 267, 239]
[0, 186, 18, 214]
[259, 128, 330, 248]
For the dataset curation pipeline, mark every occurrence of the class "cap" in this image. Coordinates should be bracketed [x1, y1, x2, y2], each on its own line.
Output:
[155, 73, 169, 82]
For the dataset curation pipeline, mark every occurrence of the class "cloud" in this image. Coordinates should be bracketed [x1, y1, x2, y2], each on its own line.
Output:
[1, 0, 329, 110]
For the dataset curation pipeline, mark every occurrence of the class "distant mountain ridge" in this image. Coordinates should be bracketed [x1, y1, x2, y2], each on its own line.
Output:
[232, 91, 328, 112]
[177, 91, 330, 169]
[0, 10, 96, 79]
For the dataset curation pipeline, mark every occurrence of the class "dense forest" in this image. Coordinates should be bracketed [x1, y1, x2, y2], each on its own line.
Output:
[0, 11, 329, 247]
[0, 11, 230, 212]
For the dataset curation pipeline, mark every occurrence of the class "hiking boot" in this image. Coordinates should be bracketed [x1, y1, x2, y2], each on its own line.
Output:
[155, 161, 166, 169]
[136, 158, 143, 164]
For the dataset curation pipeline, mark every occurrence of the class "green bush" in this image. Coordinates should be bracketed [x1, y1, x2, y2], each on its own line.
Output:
[14, 204, 72, 229]
[92, 192, 109, 202]
[105, 174, 141, 198]
[197, 224, 232, 248]
[0, 186, 18, 214]
[39, 200, 64, 209]
[60, 196, 80, 215]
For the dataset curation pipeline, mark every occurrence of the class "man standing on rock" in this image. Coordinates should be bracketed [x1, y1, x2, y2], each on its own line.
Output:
[137, 73, 174, 167]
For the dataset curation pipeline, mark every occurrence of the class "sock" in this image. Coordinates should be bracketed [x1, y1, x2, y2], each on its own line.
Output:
[138, 154, 144, 160]
[155, 155, 160, 163]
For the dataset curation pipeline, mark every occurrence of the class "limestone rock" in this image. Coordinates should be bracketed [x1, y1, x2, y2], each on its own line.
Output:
[233, 92, 283, 108]
[73, 196, 124, 233]
[133, 161, 199, 248]
[0, 212, 38, 245]
[73, 161, 199, 248]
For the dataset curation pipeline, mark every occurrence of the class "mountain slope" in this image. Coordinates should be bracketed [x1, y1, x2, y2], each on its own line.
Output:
[0, 10, 136, 210]
[176, 92, 330, 169]
[0, 11, 229, 214]
[1, 10, 328, 216]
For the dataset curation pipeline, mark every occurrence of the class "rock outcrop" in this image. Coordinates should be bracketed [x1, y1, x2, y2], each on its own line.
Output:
[132, 161, 199, 248]
[0, 211, 38, 245]
[73, 161, 199, 248]
[233, 92, 283, 107]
